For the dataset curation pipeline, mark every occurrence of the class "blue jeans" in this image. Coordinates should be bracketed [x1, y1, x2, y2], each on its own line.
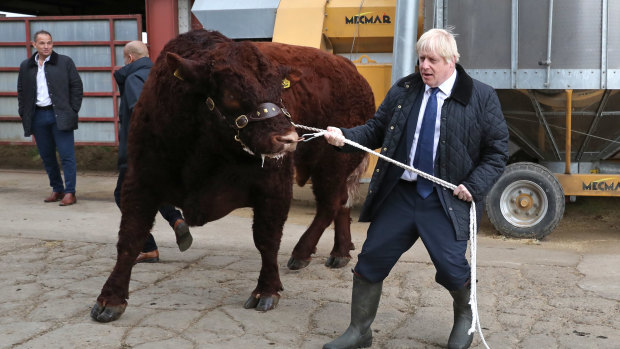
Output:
[31, 108, 76, 193]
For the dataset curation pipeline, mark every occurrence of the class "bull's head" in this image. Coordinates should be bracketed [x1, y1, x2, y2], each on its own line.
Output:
[166, 42, 301, 162]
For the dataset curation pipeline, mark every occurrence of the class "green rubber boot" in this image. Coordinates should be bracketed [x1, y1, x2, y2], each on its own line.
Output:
[448, 286, 474, 349]
[323, 274, 383, 349]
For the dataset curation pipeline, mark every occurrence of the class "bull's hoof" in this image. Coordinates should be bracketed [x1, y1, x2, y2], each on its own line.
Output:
[243, 294, 280, 311]
[325, 255, 351, 269]
[286, 256, 311, 270]
[90, 302, 127, 323]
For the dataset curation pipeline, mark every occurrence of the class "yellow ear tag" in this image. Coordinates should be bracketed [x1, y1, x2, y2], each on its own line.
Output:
[282, 78, 290, 89]
[173, 69, 184, 81]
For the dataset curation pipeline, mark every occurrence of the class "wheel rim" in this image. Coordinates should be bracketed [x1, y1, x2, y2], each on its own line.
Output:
[499, 180, 548, 227]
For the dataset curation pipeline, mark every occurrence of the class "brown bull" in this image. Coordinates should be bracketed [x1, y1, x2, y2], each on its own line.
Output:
[91, 29, 375, 322]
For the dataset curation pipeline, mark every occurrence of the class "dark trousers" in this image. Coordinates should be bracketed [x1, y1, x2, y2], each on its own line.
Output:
[114, 166, 184, 252]
[31, 108, 76, 193]
[355, 180, 470, 291]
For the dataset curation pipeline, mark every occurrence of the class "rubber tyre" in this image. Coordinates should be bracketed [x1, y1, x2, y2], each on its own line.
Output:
[486, 162, 565, 239]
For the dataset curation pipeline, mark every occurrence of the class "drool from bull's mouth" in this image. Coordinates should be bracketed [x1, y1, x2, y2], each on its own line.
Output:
[261, 153, 286, 167]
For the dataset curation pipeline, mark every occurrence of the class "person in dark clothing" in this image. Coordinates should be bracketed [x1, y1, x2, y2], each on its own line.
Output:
[17, 30, 83, 206]
[322, 29, 509, 349]
[114, 41, 193, 263]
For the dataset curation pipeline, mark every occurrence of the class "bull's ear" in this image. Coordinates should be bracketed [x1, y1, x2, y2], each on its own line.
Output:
[281, 66, 302, 89]
[166, 52, 202, 83]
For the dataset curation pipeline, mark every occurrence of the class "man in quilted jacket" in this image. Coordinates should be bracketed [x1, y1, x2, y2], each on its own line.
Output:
[323, 28, 509, 349]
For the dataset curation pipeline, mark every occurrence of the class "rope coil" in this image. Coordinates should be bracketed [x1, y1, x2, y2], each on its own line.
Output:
[295, 123, 490, 348]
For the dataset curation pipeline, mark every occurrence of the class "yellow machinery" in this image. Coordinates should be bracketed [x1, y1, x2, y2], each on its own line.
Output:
[271, 0, 420, 179]
[273, 0, 397, 111]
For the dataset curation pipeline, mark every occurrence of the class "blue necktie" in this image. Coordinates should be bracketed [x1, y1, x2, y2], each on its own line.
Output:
[412, 87, 439, 198]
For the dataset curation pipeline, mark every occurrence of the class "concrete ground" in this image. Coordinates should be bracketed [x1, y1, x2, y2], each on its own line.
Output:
[1, 169, 619, 349]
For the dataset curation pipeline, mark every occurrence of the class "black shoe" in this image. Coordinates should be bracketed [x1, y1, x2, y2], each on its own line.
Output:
[173, 219, 193, 252]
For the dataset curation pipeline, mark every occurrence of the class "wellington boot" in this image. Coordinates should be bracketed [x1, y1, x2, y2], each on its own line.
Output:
[323, 274, 382, 349]
[448, 286, 474, 349]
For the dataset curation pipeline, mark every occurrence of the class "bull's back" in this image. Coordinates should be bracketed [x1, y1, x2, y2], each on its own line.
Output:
[253, 42, 375, 128]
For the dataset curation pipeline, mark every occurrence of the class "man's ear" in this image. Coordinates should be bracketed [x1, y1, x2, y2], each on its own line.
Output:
[166, 52, 203, 83]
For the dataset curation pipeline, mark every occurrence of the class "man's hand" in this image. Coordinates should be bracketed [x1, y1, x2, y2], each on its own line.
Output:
[453, 184, 472, 202]
[323, 126, 346, 147]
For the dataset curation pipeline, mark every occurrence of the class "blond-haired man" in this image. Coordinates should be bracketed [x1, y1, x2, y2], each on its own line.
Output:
[323, 28, 509, 349]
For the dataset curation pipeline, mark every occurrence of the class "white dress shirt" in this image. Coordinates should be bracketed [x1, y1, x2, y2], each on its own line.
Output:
[401, 69, 458, 181]
[35, 53, 52, 107]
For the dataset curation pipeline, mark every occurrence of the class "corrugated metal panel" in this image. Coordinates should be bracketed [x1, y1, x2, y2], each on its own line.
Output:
[191, 0, 280, 39]
[0, 21, 26, 42]
[80, 97, 115, 117]
[114, 19, 140, 41]
[0, 73, 18, 92]
[609, 0, 620, 69]
[79, 72, 114, 93]
[0, 122, 30, 142]
[518, 0, 601, 69]
[75, 122, 116, 142]
[447, 0, 511, 69]
[431, 0, 620, 89]
[0, 97, 18, 116]
[0, 47, 27, 68]
[115, 46, 125, 67]
[30, 20, 111, 41]
[49, 46, 112, 67]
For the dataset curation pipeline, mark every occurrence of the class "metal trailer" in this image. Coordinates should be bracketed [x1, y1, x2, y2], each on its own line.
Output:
[426, 0, 620, 238]
[193, 0, 620, 239]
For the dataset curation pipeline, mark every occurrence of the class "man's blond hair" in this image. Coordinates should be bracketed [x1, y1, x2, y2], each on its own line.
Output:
[416, 28, 460, 64]
[124, 41, 149, 59]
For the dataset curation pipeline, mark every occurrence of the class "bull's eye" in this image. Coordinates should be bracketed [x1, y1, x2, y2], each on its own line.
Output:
[221, 91, 242, 110]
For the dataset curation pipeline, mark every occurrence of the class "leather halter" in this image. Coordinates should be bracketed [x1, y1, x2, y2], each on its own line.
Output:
[205, 96, 294, 155]
[205, 97, 292, 130]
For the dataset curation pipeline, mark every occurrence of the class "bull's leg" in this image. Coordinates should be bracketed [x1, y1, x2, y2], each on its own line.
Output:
[287, 194, 347, 270]
[288, 154, 361, 270]
[243, 181, 290, 311]
[91, 183, 159, 322]
[325, 206, 356, 268]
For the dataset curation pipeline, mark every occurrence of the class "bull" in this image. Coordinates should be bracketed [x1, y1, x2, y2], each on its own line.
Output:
[91, 29, 375, 322]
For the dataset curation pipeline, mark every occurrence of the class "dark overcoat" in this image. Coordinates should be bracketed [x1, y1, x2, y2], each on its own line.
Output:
[17, 51, 83, 136]
[340, 64, 509, 240]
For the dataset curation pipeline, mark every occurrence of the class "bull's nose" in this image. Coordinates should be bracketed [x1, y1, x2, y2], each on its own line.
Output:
[274, 130, 300, 151]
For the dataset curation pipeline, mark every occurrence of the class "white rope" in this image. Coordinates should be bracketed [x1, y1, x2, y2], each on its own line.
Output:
[295, 123, 490, 348]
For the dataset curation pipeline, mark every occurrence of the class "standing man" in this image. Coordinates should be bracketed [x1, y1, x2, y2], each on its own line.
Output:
[17, 30, 83, 206]
[114, 41, 193, 263]
[323, 29, 509, 349]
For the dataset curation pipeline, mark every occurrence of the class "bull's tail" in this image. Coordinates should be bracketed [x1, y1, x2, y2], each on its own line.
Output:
[344, 154, 370, 208]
